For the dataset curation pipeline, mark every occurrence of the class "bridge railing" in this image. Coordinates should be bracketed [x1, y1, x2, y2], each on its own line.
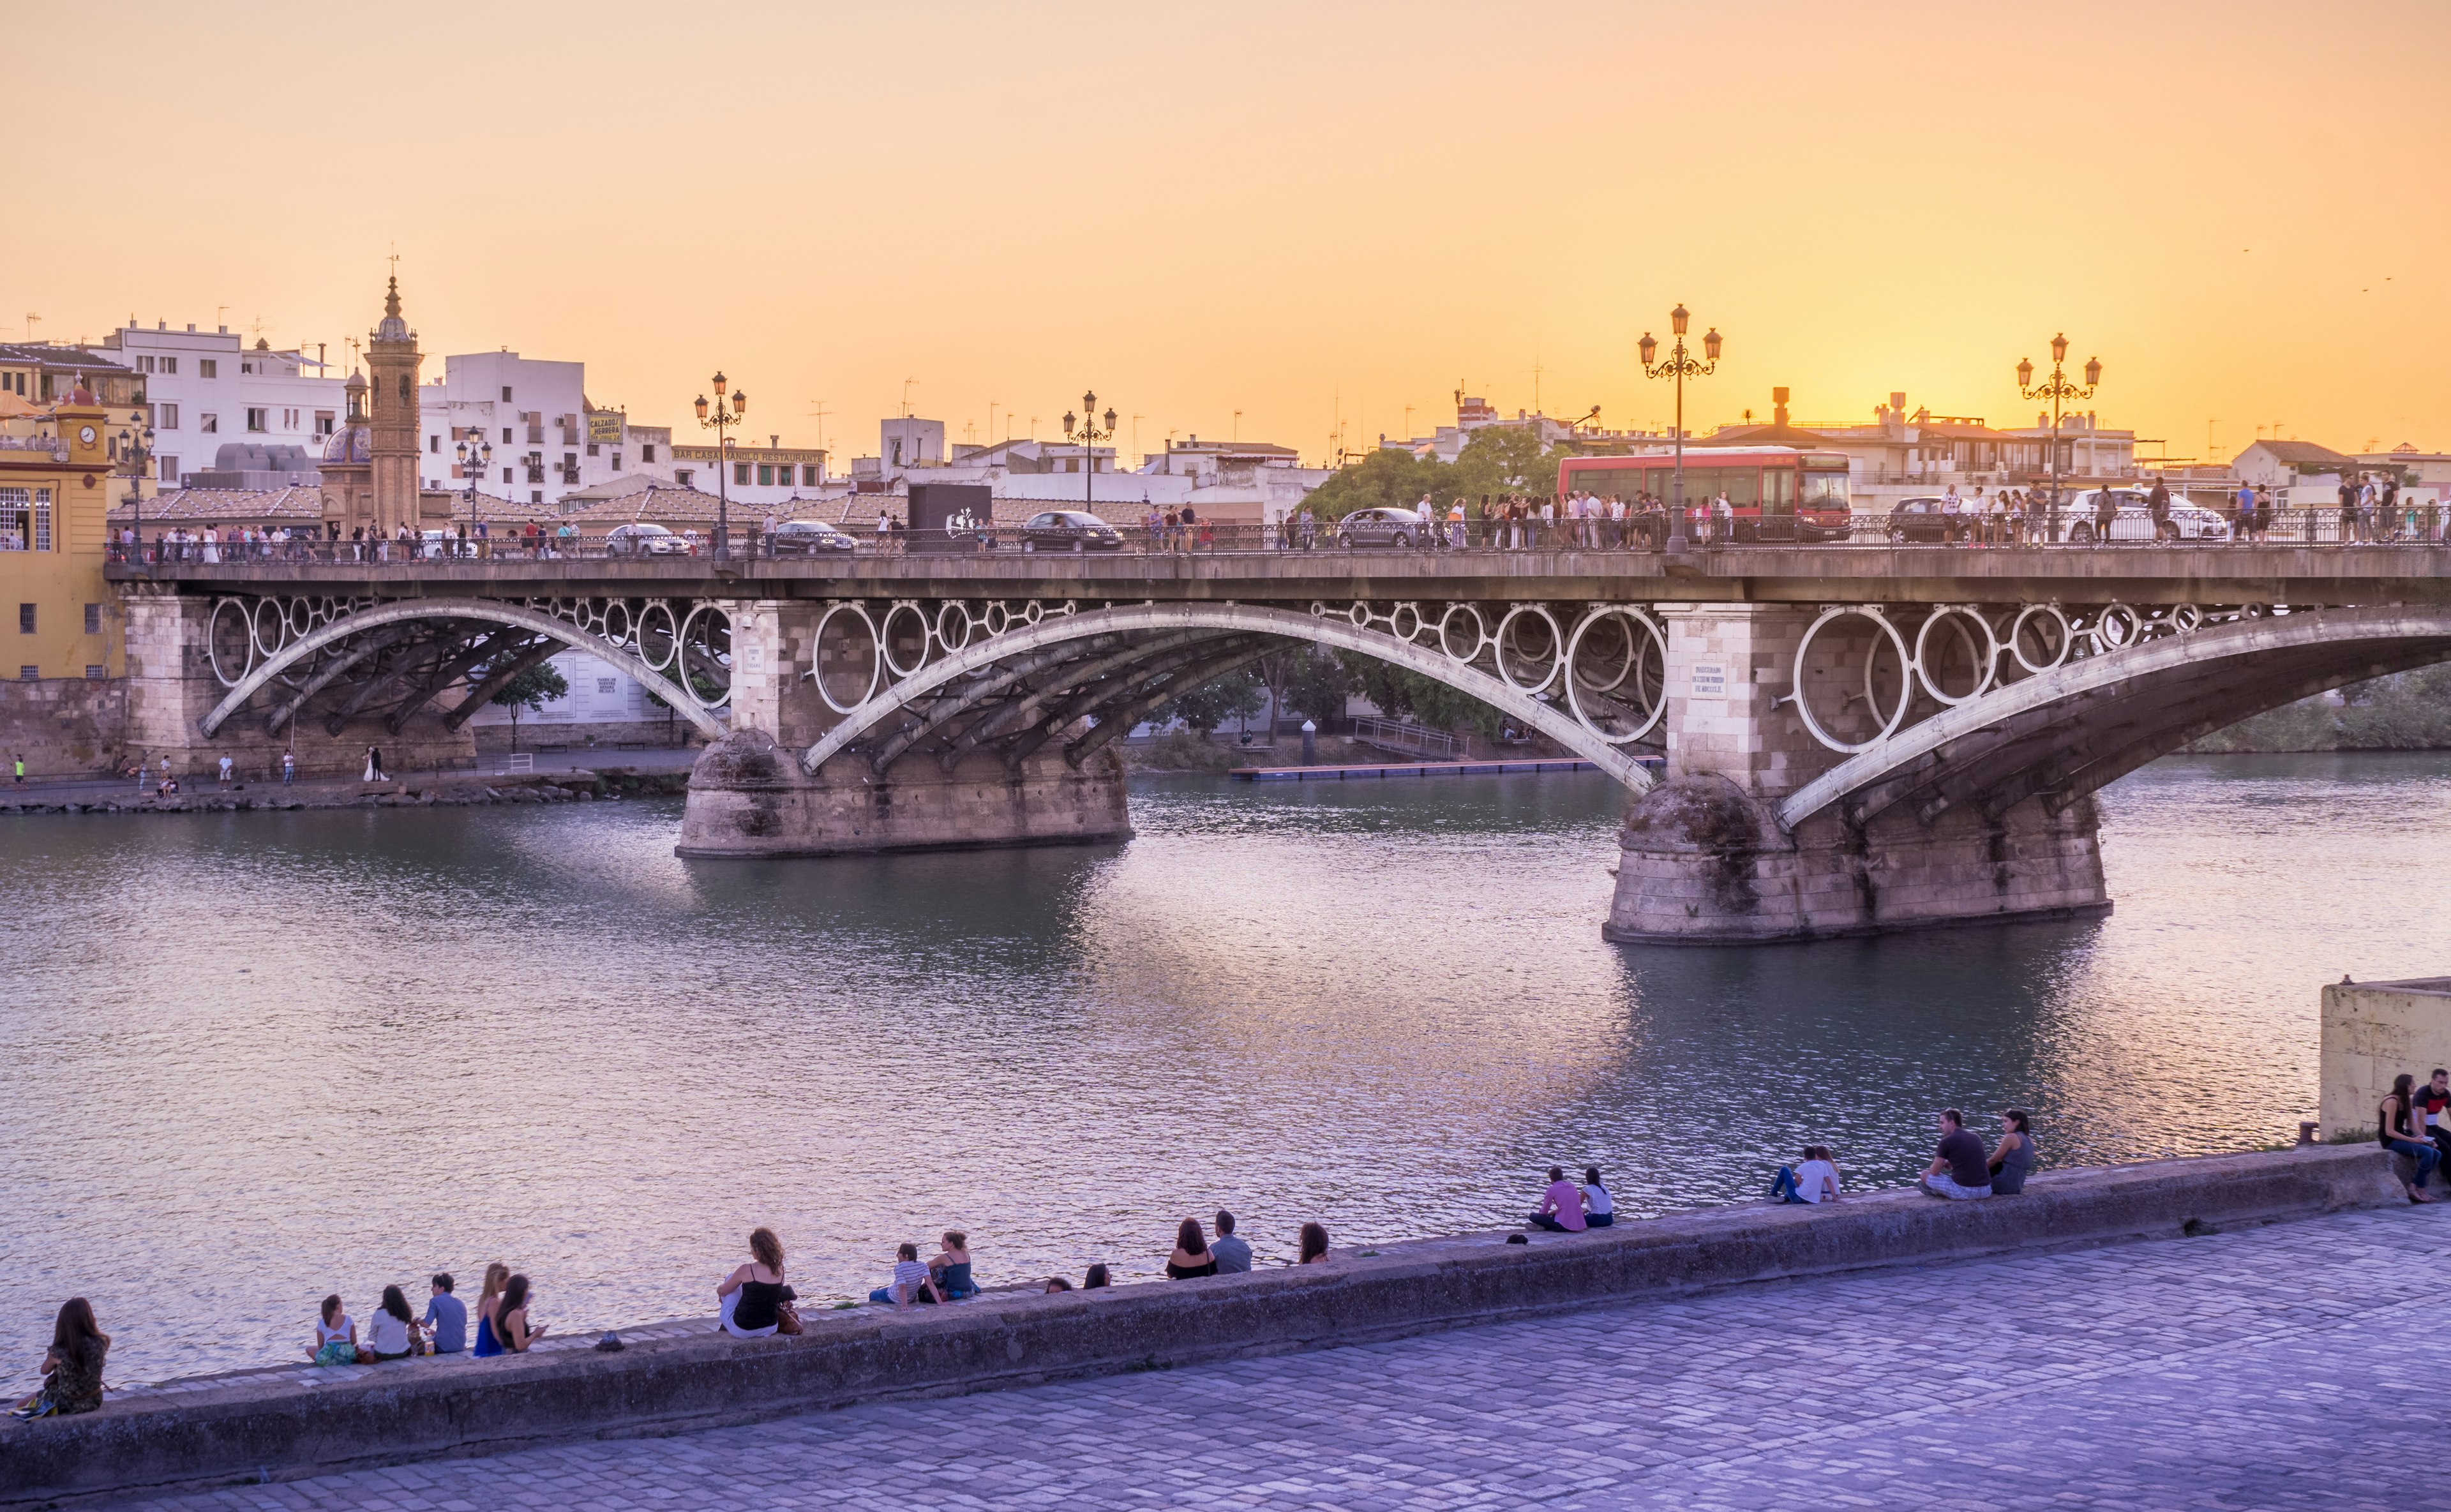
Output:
[99, 507, 2450, 567]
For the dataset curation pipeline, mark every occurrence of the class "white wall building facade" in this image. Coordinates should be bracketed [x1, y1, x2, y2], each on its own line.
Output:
[100, 321, 346, 486]
[417, 351, 677, 508]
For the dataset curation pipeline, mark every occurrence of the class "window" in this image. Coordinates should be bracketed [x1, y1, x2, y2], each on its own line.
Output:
[524, 412, 544, 445]
[161, 357, 177, 376]
[641, 444, 656, 463]
[284, 408, 299, 430]
[17, 666, 34, 682]
[157, 456, 178, 481]
[758, 464, 774, 486]
[675, 468, 693, 486]
[198, 359, 216, 378]
[586, 442, 599, 458]
[17, 604, 31, 633]
[245, 407, 268, 432]
[561, 453, 580, 485]
[315, 411, 334, 437]
[735, 462, 751, 485]
[611, 451, 622, 471]
[136, 355, 155, 374]
[429, 435, 440, 453]
[530, 490, 543, 504]
[199, 412, 219, 434]
[241, 361, 254, 375]
[83, 603, 101, 634]
[501, 427, 513, 445]
[559, 415, 578, 445]
[38, 374, 52, 401]
[524, 453, 545, 483]
[502, 467, 514, 485]
[3, 488, 51, 551]
[803, 464, 821, 486]
[153, 402, 177, 430]
[500, 386, 513, 402]
[86, 665, 105, 680]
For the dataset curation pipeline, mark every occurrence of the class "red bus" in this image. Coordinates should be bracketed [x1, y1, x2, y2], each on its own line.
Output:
[1556, 446, 1854, 543]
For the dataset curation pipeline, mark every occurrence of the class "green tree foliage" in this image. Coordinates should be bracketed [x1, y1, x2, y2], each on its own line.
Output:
[1343, 655, 1503, 737]
[1298, 427, 1578, 523]
[1151, 664, 1266, 735]
[1255, 645, 1358, 726]
[490, 660, 571, 751]
[2189, 665, 2451, 752]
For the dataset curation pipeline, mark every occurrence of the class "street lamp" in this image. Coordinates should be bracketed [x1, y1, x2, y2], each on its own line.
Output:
[1638, 304, 1722, 556]
[114, 421, 156, 565]
[454, 433, 493, 555]
[1061, 390, 1119, 512]
[2016, 333, 2102, 541]
[694, 373, 747, 560]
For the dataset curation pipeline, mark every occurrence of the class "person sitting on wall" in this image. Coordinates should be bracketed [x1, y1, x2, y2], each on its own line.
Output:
[2380, 1072, 2440, 1203]
[10, 1299, 109, 1418]
[1298, 1222, 1331, 1264]
[869, 1243, 942, 1308]
[1164, 1218, 1218, 1279]
[1988, 1110, 2039, 1195]
[1525, 1166, 1589, 1232]
[1209, 1211, 1252, 1273]
[1580, 1166, 1617, 1227]
[926, 1231, 976, 1300]
[1082, 1263, 1111, 1289]
[1919, 1110, 1993, 1200]
[421, 1273, 467, 1355]
[1769, 1146, 1843, 1204]
[2415, 1068, 2451, 1172]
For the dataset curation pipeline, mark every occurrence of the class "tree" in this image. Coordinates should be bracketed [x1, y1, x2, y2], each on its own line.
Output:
[1270, 645, 1359, 727]
[1344, 655, 1503, 737]
[1298, 448, 1456, 521]
[490, 660, 571, 751]
[1151, 664, 1266, 735]
[1450, 425, 1566, 502]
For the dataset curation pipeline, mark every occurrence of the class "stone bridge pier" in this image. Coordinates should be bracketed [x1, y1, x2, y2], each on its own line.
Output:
[1605, 604, 2108, 944]
[676, 599, 1132, 859]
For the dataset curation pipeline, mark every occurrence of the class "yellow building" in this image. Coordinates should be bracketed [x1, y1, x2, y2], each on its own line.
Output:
[1, 382, 121, 682]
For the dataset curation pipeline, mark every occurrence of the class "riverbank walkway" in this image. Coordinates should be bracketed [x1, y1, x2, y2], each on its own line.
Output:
[99, 1199, 2448, 1511]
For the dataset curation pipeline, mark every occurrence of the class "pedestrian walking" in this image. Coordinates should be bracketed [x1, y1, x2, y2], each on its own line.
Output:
[216, 754, 233, 790]
[281, 750, 296, 785]
[364, 745, 386, 783]
[133, 752, 149, 795]
[10, 752, 22, 788]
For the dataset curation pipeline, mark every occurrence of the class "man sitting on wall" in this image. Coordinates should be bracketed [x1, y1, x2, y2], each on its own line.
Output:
[1919, 1109, 1993, 1201]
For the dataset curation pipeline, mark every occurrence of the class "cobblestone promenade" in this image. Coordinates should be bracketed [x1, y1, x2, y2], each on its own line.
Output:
[112, 1204, 2451, 1512]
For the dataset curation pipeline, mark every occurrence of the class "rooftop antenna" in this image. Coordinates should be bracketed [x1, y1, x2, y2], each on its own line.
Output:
[987, 400, 999, 442]
[21, 313, 37, 340]
[805, 398, 830, 454]
[901, 377, 917, 419]
[216, 304, 230, 329]
[1132, 412, 1144, 463]
[1233, 410, 1243, 442]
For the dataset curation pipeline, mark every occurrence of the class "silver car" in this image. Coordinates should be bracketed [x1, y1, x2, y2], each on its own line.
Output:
[1336, 506, 1430, 548]
[606, 522, 692, 557]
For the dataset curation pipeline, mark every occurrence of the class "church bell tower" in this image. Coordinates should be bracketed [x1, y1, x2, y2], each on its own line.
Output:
[364, 275, 423, 535]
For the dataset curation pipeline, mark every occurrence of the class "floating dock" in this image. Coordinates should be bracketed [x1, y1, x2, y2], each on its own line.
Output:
[1231, 756, 1658, 782]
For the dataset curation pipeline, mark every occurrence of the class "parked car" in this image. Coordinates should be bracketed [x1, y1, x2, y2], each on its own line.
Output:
[770, 519, 858, 555]
[1884, 497, 1968, 544]
[1018, 511, 1124, 551]
[1336, 506, 1429, 548]
[606, 522, 691, 557]
[2056, 488, 2233, 544]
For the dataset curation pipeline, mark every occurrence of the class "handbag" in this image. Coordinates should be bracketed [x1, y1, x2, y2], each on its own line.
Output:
[774, 1301, 803, 1336]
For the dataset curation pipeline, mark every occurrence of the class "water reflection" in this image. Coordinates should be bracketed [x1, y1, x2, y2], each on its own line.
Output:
[1, 753, 2447, 1384]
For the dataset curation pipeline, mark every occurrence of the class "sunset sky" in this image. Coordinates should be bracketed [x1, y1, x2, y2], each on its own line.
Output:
[13, 1, 2445, 465]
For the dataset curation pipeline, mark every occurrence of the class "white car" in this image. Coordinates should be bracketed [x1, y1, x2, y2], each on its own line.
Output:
[2055, 488, 2231, 544]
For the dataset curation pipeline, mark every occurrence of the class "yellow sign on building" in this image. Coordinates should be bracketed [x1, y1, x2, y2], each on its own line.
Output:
[587, 410, 624, 445]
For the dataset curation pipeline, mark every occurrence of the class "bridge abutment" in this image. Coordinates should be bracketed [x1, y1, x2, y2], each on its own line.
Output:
[677, 601, 1134, 858]
[1604, 604, 2110, 943]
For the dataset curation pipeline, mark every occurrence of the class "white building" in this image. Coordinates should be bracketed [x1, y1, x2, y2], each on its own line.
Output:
[98, 320, 345, 486]
[416, 350, 677, 508]
[668, 433, 830, 511]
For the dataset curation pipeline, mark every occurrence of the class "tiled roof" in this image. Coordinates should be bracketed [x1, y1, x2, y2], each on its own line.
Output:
[107, 486, 325, 522]
[2249, 440, 2353, 467]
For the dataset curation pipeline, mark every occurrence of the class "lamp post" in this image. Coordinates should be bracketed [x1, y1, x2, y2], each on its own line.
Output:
[1638, 305, 1722, 556]
[1061, 390, 1118, 512]
[694, 371, 747, 561]
[114, 420, 155, 565]
[454, 433, 493, 557]
[2016, 334, 2101, 543]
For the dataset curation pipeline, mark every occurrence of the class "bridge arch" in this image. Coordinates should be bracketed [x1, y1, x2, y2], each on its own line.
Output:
[199, 596, 728, 740]
[799, 601, 1663, 793]
[1778, 605, 2451, 832]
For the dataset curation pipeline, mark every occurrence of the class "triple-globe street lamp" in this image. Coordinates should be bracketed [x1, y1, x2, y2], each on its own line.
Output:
[2016, 334, 2102, 541]
[1638, 305, 1722, 556]
[114, 419, 156, 564]
[454, 433, 493, 554]
[1061, 391, 1118, 512]
[694, 372, 747, 561]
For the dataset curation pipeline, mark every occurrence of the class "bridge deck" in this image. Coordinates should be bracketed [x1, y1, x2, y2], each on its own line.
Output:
[107, 543, 2451, 606]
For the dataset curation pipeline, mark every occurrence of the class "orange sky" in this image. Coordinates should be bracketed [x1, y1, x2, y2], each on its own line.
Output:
[12, 1, 2446, 465]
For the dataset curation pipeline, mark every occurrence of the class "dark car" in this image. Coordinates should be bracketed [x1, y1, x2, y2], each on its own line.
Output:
[770, 519, 858, 555]
[1336, 506, 1429, 548]
[1018, 511, 1124, 551]
[1884, 497, 1968, 544]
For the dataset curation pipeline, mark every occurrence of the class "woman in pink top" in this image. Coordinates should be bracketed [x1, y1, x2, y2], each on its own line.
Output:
[1525, 1166, 1588, 1232]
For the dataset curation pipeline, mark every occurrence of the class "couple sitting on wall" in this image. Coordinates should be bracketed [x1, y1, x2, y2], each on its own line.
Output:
[1915, 1108, 2037, 1201]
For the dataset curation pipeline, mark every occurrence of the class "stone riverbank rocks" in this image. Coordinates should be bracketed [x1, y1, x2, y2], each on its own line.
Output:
[0, 1145, 2404, 1508]
[0, 768, 691, 818]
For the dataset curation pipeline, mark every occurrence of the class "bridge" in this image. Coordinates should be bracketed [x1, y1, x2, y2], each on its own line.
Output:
[111, 542, 2451, 941]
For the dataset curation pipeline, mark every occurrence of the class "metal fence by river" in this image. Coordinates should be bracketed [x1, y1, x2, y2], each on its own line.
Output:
[2, 752, 2448, 1386]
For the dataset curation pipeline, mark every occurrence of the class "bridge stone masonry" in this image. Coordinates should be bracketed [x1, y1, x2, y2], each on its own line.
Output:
[108, 543, 2451, 941]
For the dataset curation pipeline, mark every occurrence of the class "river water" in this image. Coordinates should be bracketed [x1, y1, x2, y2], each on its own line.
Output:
[4, 752, 2448, 1384]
